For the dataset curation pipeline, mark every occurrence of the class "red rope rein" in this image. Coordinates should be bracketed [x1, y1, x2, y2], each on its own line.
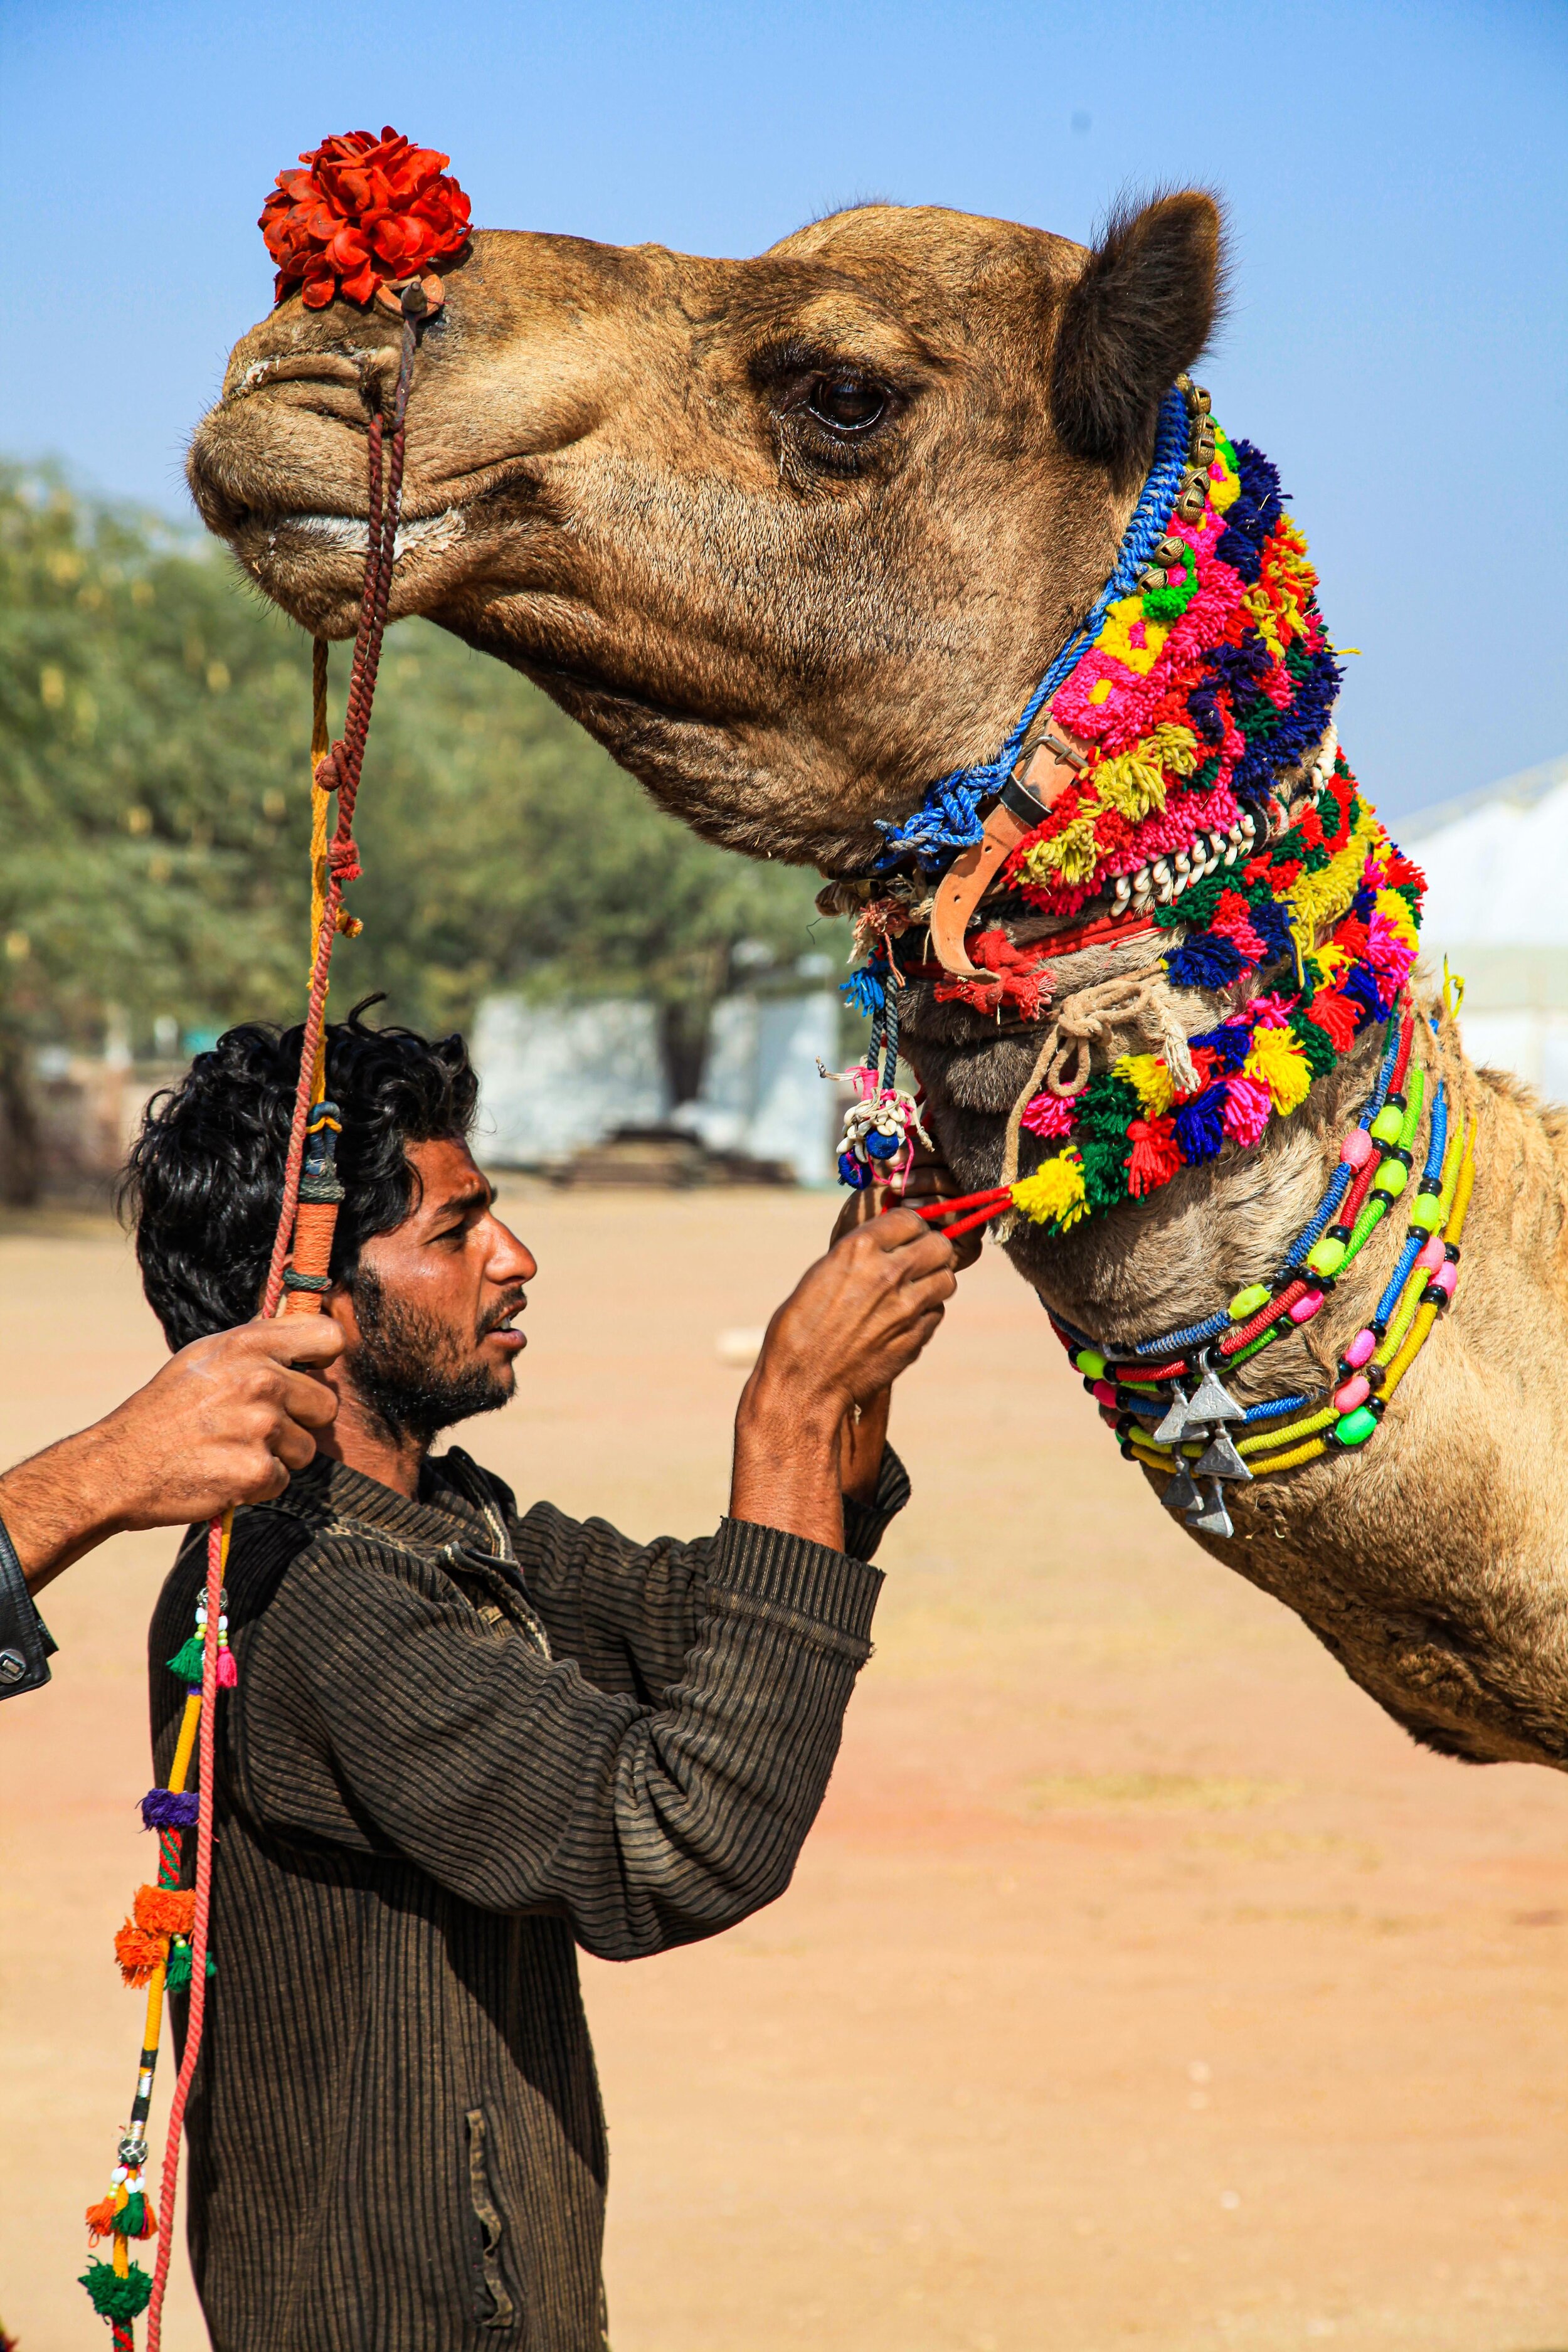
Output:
[142, 305, 418, 2352]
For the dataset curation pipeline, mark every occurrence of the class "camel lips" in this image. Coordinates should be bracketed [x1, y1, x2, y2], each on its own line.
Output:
[260, 509, 465, 563]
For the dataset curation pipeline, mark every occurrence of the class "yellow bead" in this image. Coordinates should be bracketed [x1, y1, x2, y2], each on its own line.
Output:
[1074, 1349, 1106, 1380]
[1307, 1233, 1347, 1278]
[1370, 1103, 1404, 1145]
[1229, 1283, 1271, 1321]
[1372, 1160, 1408, 1198]
[1409, 1194, 1442, 1232]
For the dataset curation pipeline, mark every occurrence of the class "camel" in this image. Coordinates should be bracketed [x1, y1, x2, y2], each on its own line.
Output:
[186, 193, 1568, 1774]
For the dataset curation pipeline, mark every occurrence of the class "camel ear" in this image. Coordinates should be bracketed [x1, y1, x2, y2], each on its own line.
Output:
[1050, 191, 1224, 478]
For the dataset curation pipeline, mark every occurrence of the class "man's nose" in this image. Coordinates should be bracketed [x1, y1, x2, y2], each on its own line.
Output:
[487, 1218, 537, 1285]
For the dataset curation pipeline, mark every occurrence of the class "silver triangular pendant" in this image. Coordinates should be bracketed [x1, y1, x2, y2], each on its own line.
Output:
[1185, 1476, 1234, 1539]
[1153, 1384, 1192, 1446]
[1186, 1352, 1244, 1425]
[1162, 1459, 1200, 1515]
[1194, 1428, 1253, 1483]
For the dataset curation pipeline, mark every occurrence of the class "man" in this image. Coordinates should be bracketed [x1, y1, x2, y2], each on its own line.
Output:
[0, 1316, 342, 1698]
[125, 1002, 956, 2352]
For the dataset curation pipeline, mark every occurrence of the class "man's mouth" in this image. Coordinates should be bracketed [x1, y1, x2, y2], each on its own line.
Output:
[482, 1296, 529, 1350]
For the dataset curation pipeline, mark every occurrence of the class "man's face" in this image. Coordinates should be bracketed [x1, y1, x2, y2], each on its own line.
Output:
[332, 1136, 538, 1447]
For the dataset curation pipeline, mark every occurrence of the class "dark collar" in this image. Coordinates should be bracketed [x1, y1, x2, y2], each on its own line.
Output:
[260, 1449, 510, 1562]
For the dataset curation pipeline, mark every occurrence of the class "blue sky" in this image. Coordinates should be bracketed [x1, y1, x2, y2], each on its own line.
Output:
[2, 0, 1562, 819]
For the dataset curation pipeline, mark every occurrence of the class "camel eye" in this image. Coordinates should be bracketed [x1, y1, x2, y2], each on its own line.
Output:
[806, 376, 887, 433]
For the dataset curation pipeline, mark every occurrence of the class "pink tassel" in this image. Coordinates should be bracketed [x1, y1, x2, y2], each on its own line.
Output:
[1020, 1091, 1074, 1141]
[215, 1648, 238, 1688]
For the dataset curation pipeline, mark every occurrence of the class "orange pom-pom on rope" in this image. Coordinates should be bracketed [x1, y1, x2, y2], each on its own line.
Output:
[114, 1923, 167, 1989]
[260, 127, 471, 309]
[133, 1885, 196, 1939]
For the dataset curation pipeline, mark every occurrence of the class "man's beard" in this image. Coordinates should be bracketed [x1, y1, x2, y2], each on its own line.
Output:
[347, 1263, 518, 1448]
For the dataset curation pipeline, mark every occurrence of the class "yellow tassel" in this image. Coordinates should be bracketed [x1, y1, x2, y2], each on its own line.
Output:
[1111, 1052, 1173, 1118]
[1244, 1024, 1312, 1116]
[1020, 813, 1100, 886]
[1010, 1149, 1089, 1231]
[1091, 724, 1201, 821]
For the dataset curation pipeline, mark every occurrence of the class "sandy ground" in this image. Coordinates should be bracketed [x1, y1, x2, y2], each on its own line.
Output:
[1, 1185, 1565, 2352]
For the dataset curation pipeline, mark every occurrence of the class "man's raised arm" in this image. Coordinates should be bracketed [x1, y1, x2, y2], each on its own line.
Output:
[0, 1318, 341, 1698]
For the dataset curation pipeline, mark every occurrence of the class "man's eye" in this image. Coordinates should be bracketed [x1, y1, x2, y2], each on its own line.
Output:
[805, 376, 887, 433]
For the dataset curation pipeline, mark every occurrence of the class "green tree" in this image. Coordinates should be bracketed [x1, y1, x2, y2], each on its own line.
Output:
[0, 465, 844, 1197]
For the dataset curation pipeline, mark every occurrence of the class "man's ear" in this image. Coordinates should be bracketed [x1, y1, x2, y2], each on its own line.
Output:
[1049, 191, 1224, 481]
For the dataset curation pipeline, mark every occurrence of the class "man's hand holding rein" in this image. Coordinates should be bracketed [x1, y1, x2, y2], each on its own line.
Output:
[0, 1317, 342, 1599]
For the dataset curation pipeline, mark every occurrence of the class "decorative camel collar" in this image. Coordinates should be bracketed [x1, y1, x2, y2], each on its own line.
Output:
[830, 379, 1428, 1249]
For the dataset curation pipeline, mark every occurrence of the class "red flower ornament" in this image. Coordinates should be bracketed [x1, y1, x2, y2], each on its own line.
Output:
[261, 127, 472, 309]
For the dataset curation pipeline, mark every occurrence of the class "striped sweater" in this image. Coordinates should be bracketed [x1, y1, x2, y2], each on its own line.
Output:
[149, 1443, 908, 2352]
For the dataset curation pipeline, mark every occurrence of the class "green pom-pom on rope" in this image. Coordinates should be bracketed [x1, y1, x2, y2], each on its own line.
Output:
[164, 1938, 216, 1993]
[166, 1634, 207, 1683]
[79, 2260, 153, 2321]
[116, 2192, 148, 2237]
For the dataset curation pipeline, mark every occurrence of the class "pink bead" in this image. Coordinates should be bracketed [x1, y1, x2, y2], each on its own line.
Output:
[1343, 1328, 1376, 1369]
[1289, 1291, 1326, 1323]
[1431, 1263, 1458, 1300]
[1092, 1379, 1118, 1407]
[1333, 1374, 1371, 1412]
[1340, 1129, 1374, 1168]
[1415, 1236, 1445, 1272]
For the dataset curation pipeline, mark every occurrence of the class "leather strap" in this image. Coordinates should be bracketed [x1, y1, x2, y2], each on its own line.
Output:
[928, 721, 1086, 982]
[0, 1508, 53, 1700]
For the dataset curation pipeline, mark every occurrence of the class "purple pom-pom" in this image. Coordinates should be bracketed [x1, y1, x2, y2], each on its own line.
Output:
[142, 1788, 200, 1831]
[1173, 1087, 1228, 1164]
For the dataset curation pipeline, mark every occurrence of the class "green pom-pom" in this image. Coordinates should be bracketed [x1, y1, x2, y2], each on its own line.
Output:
[164, 1939, 216, 1993]
[80, 2259, 154, 2321]
[117, 2191, 147, 2236]
[166, 1634, 206, 1683]
[1287, 1012, 1338, 1078]
[1153, 872, 1224, 932]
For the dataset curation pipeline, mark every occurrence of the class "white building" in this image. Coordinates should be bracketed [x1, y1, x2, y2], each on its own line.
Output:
[1404, 752, 1568, 1099]
[472, 990, 840, 1185]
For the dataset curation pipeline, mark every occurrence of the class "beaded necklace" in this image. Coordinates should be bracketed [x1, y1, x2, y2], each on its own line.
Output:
[1041, 1001, 1475, 1537]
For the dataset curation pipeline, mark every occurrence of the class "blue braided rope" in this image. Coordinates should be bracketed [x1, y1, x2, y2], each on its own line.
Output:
[1419, 1078, 1448, 1186]
[1370, 1082, 1447, 1329]
[1133, 1306, 1229, 1359]
[1241, 1391, 1311, 1425]
[1278, 1165, 1353, 1272]
[1279, 1010, 1405, 1274]
[871, 388, 1192, 871]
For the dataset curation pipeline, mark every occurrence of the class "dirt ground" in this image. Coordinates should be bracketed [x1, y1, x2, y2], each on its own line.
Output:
[2, 1186, 1565, 2351]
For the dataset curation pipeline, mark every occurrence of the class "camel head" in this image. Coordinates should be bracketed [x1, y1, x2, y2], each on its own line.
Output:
[188, 194, 1221, 871]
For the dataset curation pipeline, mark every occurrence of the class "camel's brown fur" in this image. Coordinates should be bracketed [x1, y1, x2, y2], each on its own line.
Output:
[188, 197, 1568, 1769]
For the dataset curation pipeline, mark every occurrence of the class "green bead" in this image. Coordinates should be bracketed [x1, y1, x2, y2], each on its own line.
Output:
[1335, 1404, 1379, 1447]
[1409, 1194, 1442, 1232]
[1369, 1103, 1404, 1145]
[1372, 1160, 1409, 1198]
[1307, 1233, 1347, 1278]
[1074, 1349, 1107, 1380]
[1229, 1283, 1271, 1321]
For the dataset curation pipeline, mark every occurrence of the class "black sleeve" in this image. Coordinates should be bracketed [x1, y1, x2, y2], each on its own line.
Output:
[0, 1512, 55, 1700]
[233, 1515, 884, 1960]
[514, 1445, 913, 1699]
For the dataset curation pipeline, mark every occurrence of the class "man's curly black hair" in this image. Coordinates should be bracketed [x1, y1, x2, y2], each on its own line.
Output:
[122, 999, 479, 1350]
